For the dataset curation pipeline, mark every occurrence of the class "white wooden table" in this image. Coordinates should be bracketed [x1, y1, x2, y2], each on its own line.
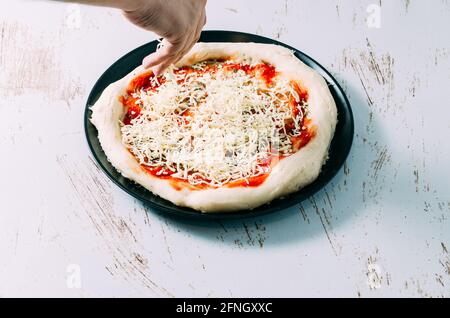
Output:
[0, 0, 449, 298]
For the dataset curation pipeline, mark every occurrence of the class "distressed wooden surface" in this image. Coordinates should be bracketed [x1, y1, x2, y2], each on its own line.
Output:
[0, 0, 449, 297]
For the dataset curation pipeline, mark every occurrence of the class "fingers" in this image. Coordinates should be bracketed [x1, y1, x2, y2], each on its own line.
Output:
[142, 33, 188, 75]
[142, 40, 173, 69]
[170, 29, 198, 66]
[152, 59, 174, 76]
[141, 8, 207, 75]
[142, 36, 187, 74]
[197, 9, 207, 41]
[171, 9, 207, 65]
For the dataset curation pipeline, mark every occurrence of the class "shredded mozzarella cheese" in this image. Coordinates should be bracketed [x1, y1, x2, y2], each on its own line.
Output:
[121, 59, 308, 187]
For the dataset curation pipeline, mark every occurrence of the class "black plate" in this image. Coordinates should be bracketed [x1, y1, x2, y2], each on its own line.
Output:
[84, 30, 354, 219]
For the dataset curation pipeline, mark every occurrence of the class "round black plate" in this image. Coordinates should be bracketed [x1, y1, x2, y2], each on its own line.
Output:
[84, 30, 354, 219]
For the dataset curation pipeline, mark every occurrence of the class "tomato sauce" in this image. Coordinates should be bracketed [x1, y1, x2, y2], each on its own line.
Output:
[143, 166, 212, 190]
[292, 125, 317, 151]
[222, 63, 277, 85]
[119, 59, 315, 191]
[126, 70, 165, 94]
[143, 166, 175, 178]
[226, 173, 270, 188]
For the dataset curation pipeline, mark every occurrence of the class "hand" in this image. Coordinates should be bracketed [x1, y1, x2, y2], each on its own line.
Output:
[124, 0, 207, 75]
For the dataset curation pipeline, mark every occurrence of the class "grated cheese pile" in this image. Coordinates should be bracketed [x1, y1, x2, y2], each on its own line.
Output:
[120, 59, 308, 187]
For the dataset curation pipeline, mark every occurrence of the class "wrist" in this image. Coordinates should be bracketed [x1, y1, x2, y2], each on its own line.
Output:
[120, 0, 158, 12]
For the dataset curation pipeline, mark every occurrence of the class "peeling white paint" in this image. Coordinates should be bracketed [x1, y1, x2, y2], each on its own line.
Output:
[0, 0, 449, 297]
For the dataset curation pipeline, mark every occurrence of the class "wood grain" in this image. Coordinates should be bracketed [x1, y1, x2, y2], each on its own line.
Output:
[0, 0, 449, 297]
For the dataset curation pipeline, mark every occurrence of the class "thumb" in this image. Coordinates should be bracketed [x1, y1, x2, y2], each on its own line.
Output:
[142, 39, 173, 69]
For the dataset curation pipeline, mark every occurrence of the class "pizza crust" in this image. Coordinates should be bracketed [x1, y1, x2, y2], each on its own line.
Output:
[90, 43, 337, 212]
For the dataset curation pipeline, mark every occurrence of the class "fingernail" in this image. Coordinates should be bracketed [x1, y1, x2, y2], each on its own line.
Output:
[156, 69, 166, 76]
[154, 65, 164, 76]
[142, 56, 152, 69]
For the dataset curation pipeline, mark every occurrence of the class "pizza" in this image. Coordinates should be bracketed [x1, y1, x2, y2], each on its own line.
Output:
[90, 43, 337, 212]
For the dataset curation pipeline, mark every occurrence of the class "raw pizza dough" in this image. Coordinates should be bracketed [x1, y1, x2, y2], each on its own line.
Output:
[90, 42, 337, 212]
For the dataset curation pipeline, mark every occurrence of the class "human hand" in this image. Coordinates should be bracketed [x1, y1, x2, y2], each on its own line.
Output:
[124, 0, 207, 75]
